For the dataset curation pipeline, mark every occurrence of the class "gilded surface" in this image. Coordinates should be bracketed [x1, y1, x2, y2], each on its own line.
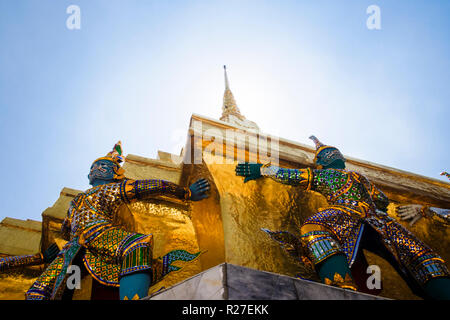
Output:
[117, 200, 202, 295]
[204, 156, 322, 281]
[0, 261, 43, 300]
[123, 157, 182, 184]
[0, 273, 39, 300]
[0, 218, 43, 300]
[182, 162, 226, 271]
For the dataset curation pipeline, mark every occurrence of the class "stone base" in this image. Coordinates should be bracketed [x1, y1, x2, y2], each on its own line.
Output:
[144, 263, 387, 300]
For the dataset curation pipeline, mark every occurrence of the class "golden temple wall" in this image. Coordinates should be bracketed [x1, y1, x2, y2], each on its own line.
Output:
[0, 218, 44, 300]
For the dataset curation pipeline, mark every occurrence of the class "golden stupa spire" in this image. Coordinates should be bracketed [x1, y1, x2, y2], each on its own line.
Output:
[221, 65, 244, 121]
[224, 65, 231, 90]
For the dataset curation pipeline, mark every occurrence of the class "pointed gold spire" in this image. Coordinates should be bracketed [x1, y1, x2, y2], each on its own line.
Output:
[221, 65, 244, 121]
[219, 66, 259, 130]
[224, 65, 231, 90]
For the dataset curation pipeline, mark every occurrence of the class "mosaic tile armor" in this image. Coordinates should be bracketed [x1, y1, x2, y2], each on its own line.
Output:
[261, 166, 450, 288]
[0, 253, 43, 272]
[426, 207, 450, 226]
[25, 178, 198, 300]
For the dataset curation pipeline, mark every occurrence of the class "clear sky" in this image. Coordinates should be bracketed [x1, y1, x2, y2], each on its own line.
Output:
[0, 1, 449, 222]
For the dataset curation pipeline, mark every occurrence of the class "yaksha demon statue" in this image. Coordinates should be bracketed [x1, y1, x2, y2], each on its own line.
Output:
[235, 135, 450, 299]
[26, 142, 210, 300]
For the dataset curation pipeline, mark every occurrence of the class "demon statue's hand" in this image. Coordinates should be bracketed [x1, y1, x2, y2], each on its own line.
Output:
[43, 243, 60, 263]
[189, 178, 210, 201]
[235, 162, 263, 183]
[396, 204, 423, 226]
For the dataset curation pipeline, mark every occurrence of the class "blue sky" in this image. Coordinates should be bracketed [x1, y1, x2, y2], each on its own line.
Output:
[0, 1, 449, 222]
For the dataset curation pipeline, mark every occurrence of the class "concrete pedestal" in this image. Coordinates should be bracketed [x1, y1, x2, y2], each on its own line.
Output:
[144, 263, 387, 300]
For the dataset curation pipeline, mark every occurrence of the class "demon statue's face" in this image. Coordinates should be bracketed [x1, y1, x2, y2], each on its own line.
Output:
[316, 148, 346, 170]
[88, 159, 117, 186]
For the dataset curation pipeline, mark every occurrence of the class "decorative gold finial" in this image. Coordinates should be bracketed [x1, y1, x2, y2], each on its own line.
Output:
[224, 65, 230, 90]
[221, 65, 244, 121]
[219, 66, 259, 130]
[309, 135, 325, 150]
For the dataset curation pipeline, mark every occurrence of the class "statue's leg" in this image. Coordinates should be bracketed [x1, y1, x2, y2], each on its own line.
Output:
[118, 234, 154, 300]
[316, 254, 355, 288]
[25, 255, 65, 300]
[423, 277, 450, 300]
[82, 222, 201, 300]
[380, 219, 450, 299]
[119, 271, 151, 300]
[300, 223, 357, 291]
[81, 223, 154, 300]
